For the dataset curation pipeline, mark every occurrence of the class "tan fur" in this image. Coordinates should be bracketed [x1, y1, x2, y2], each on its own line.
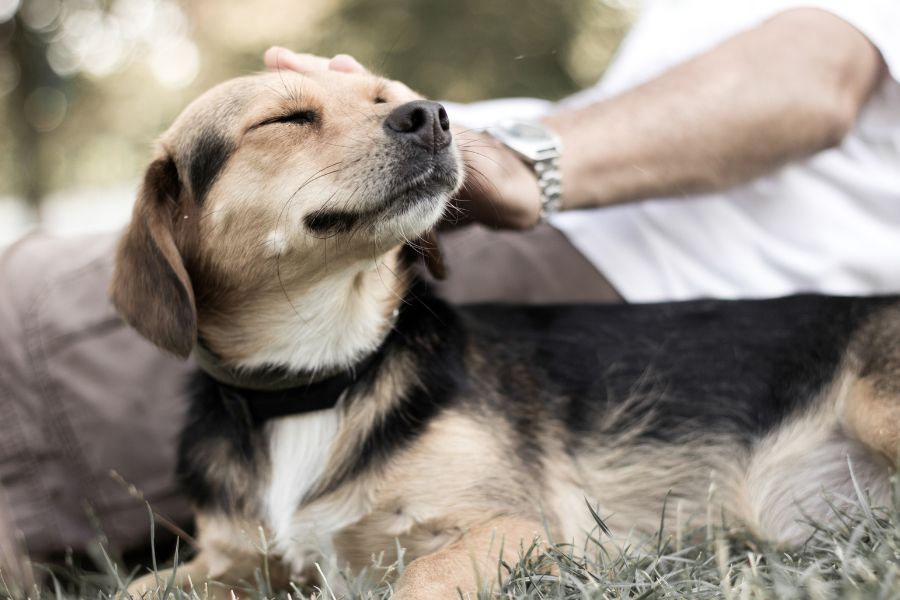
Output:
[841, 305, 900, 464]
[112, 70, 443, 369]
[841, 377, 900, 465]
[110, 156, 199, 357]
[309, 348, 417, 501]
[118, 69, 464, 597]
[194, 436, 269, 516]
[129, 514, 289, 597]
[332, 412, 537, 571]
[738, 381, 886, 544]
[393, 517, 545, 599]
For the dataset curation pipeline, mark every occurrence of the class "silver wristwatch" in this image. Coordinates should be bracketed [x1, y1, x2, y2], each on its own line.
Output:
[485, 119, 563, 219]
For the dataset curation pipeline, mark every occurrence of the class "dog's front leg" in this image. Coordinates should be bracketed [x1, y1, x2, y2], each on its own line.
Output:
[127, 547, 287, 599]
[127, 515, 288, 599]
[393, 516, 544, 600]
[127, 553, 212, 598]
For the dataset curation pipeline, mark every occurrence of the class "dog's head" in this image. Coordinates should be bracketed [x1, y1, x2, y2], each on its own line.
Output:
[110, 70, 462, 359]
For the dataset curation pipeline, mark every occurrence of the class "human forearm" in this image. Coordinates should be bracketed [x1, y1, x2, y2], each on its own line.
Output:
[544, 9, 885, 210]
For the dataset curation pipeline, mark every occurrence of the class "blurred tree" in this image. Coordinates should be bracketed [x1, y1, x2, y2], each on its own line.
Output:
[0, 0, 201, 207]
[308, 0, 630, 101]
[0, 0, 631, 212]
[9, 10, 62, 217]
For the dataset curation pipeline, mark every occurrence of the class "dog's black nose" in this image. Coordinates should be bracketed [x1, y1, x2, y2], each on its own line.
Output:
[384, 100, 451, 150]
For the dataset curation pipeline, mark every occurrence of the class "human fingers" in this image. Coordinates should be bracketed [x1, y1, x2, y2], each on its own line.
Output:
[328, 53, 368, 74]
[264, 47, 369, 76]
[264, 47, 330, 72]
[452, 129, 542, 230]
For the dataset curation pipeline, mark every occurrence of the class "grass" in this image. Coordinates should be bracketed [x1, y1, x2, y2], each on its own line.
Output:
[4, 476, 900, 600]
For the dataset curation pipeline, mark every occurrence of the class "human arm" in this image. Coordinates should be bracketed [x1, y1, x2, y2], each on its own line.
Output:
[264, 8, 887, 229]
[453, 8, 887, 228]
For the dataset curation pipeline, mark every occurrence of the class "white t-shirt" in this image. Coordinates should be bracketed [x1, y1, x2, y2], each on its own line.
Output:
[446, 0, 900, 302]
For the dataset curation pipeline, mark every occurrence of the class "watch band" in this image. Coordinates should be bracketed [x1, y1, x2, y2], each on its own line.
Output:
[534, 152, 562, 219]
[483, 120, 563, 221]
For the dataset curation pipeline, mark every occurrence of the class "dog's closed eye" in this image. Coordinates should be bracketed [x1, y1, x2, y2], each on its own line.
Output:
[257, 110, 319, 128]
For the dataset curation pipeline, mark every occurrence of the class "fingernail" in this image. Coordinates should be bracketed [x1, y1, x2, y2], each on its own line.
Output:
[264, 46, 285, 67]
[329, 54, 365, 74]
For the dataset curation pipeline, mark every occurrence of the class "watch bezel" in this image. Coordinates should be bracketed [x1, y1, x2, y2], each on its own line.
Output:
[486, 119, 561, 163]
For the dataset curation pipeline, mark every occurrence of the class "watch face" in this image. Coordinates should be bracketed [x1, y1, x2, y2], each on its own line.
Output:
[498, 119, 553, 142]
[490, 119, 560, 162]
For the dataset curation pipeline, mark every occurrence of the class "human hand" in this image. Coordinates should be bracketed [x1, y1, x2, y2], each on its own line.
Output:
[263, 48, 542, 230]
[263, 46, 368, 75]
[449, 127, 542, 230]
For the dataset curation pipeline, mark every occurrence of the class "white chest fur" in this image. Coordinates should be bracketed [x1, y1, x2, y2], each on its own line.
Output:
[265, 409, 341, 556]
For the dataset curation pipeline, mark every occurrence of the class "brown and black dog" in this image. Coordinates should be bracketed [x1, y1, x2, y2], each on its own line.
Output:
[111, 69, 900, 598]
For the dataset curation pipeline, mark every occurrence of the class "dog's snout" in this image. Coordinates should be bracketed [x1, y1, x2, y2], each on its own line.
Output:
[384, 100, 451, 150]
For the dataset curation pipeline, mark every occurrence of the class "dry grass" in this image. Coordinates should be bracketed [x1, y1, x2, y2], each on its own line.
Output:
[4, 474, 900, 600]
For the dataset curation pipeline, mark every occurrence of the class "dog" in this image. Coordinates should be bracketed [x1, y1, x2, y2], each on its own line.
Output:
[111, 68, 900, 598]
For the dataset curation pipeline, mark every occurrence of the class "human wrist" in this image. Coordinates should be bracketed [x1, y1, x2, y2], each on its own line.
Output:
[493, 141, 543, 229]
[539, 113, 580, 210]
[541, 111, 621, 210]
[484, 119, 562, 223]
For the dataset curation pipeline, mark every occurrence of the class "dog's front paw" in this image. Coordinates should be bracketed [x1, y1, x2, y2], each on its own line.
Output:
[125, 562, 214, 599]
[394, 580, 473, 600]
[394, 558, 482, 600]
[126, 572, 164, 598]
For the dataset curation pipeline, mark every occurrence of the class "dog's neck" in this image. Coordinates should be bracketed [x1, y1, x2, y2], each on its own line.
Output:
[198, 247, 408, 375]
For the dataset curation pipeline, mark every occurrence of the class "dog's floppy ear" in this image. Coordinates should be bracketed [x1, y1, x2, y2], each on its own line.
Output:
[110, 154, 198, 358]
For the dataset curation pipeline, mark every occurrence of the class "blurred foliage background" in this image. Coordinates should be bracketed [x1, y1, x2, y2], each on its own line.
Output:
[0, 0, 633, 228]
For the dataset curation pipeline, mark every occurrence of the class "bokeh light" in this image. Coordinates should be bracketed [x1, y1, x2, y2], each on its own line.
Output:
[0, 51, 18, 95]
[0, 0, 20, 23]
[149, 34, 199, 89]
[43, 0, 197, 86]
[20, 0, 59, 32]
[0, 0, 631, 241]
[23, 86, 66, 131]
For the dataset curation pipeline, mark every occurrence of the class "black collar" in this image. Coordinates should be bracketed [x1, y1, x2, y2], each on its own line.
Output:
[216, 352, 380, 425]
[195, 343, 382, 426]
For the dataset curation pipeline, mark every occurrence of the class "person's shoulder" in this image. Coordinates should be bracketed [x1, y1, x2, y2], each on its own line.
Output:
[767, 0, 900, 80]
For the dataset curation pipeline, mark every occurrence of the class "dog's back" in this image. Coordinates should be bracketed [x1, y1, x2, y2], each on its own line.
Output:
[456, 294, 898, 545]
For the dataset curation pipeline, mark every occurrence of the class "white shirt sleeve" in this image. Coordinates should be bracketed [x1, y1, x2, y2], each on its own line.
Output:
[751, 0, 900, 82]
[549, 0, 900, 302]
[446, 1, 900, 125]
[440, 97, 555, 130]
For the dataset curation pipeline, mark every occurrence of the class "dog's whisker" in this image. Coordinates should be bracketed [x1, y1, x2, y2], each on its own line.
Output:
[372, 247, 415, 316]
[275, 248, 303, 320]
[458, 149, 505, 170]
[275, 161, 346, 234]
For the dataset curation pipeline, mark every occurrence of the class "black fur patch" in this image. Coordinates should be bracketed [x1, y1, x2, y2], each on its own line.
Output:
[303, 210, 360, 235]
[188, 126, 234, 203]
[174, 279, 899, 518]
[177, 372, 264, 513]
[179, 281, 468, 512]
[309, 283, 468, 499]
[462, 295, 897, 449]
